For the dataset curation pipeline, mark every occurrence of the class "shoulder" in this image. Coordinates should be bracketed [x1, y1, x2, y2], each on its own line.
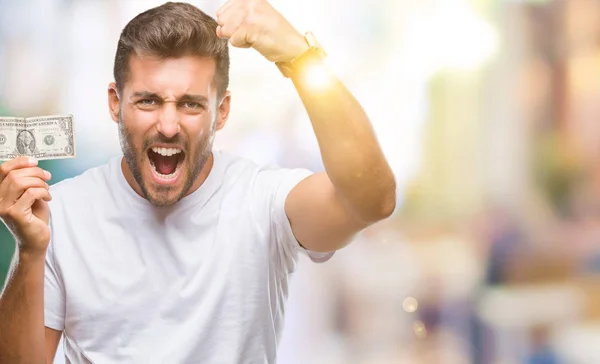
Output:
[216, 150, 312, 189]
[216, 150, 267, 186]
[215, 150, 313, 216]
[217, 150, 260, 173]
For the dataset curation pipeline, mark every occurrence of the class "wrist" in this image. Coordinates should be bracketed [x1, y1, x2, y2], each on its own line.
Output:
[17, 246, 48, 262]
[282, 32, 310, 62]
[276, 32, 327, 79]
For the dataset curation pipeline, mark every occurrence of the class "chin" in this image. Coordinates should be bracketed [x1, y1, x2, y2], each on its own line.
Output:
[142, 178, 188, 207]
[145, 191, 183, 207]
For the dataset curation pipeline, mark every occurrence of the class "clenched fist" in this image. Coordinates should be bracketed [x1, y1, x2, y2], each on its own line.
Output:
[216, 0, 309, 63]
[0, 157, 53, 255]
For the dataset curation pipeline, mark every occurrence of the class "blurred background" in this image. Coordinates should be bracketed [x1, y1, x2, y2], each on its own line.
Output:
[2, 0, 600, 362]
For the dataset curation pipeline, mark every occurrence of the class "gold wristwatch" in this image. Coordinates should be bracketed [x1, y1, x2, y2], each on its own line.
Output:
[276, 32, 327, 78]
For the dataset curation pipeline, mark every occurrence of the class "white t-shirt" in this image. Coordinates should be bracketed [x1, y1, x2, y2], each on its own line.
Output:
[44, 150, 333, 364]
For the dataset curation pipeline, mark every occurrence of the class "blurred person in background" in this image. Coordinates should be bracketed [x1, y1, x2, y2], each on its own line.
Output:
[0, 1, 395, 364]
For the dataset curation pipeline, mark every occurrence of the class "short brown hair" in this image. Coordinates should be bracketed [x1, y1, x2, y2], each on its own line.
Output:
[113, 2, 229, 99]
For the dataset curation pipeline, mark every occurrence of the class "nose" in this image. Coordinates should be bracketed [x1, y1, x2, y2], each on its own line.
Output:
[156, 102, 180, 138]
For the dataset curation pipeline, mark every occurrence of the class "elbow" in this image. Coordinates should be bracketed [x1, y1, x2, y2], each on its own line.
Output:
[356, 178, 397, 223]
[381, 196, 396, 219]
[374, 168, 397, 220]
[359, 195, 396, 224]
[378, 182, 397, 219]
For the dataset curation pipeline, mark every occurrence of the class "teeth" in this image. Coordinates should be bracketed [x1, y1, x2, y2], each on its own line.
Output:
[151, 147, 182, 157]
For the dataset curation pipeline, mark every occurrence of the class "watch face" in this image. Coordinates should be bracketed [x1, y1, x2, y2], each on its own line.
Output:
[303, 35, 326, 60]
[305, 32, 320, 48]
[275, 33, 327, 78]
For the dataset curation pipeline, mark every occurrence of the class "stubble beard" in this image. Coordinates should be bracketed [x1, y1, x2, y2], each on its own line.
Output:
[117, 113, 215, 207]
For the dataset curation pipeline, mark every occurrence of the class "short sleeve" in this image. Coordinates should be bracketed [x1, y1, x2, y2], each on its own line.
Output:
[255, 167, 335, 274]
[44, 219, 65, 331]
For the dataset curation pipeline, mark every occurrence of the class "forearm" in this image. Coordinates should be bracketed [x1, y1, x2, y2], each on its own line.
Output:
[0, 250, 47, 364]
[292, 67, 396, 222]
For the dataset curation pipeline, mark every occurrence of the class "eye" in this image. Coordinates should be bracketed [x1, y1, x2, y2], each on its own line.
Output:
[135, 99, 161, 111]
[138, 99, 157, 106]
[180, 101, 203, 110]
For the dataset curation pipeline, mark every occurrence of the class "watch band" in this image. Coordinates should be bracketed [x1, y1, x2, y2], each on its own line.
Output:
[276, 32, 327, 78]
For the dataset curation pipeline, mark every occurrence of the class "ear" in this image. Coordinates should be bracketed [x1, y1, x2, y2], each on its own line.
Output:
[108, 82, 120, 123]
[216, 91, 231, 131]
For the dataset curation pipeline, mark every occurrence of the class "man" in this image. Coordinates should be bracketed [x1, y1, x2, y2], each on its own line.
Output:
[0, 1, 395, 363]
[16, 130, 36, 155]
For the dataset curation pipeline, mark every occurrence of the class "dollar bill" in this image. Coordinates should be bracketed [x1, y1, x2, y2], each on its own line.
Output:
[0, 115, 75, 161]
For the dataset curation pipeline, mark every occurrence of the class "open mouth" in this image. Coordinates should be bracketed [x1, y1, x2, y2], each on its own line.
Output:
[147, 146, 185, 183]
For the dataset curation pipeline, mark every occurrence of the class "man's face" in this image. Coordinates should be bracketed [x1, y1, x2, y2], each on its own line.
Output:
[108, 54, 230, 206]
[23, 133, 32, 144]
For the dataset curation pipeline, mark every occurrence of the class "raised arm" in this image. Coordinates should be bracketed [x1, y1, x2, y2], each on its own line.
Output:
[216, 0, 396, 251]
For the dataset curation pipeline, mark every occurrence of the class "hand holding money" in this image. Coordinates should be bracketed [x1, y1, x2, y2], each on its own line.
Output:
[0, 115, 76, 161]
[0, 157, 52, 254]
[0, 114, 74, 252]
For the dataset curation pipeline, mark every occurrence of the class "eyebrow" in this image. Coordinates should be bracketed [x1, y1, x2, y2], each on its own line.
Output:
[131, 91, 209, 105]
